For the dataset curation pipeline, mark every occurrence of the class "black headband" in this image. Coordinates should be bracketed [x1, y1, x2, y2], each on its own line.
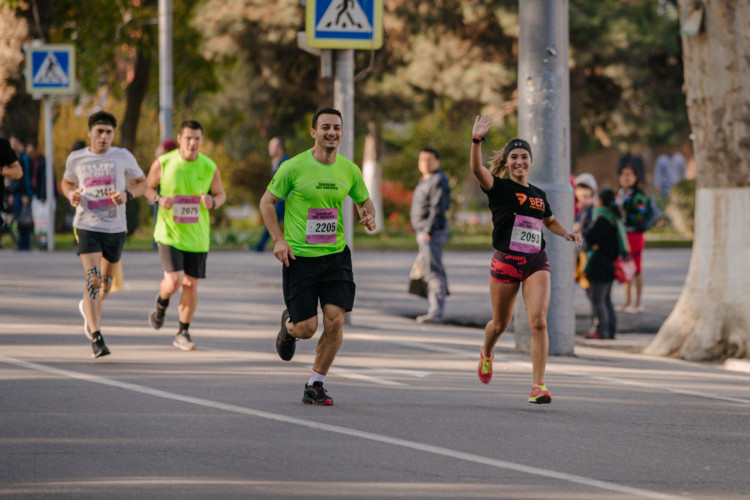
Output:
[503, 138, 532, 162]
[89, 119, 116, 129]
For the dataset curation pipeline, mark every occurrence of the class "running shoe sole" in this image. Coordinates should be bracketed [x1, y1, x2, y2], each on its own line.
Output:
[302, 396, 333, 406]
[529, 394, 552, 404]
[79, 299, 93, 340]
[275, 309, 296, 361]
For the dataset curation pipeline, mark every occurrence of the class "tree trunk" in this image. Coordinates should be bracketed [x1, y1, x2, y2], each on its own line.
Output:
[120, 46, 152, 152]
[0, 3, 44, 140]
[644, 0, 750, 360]
[361, 120, 383, 233]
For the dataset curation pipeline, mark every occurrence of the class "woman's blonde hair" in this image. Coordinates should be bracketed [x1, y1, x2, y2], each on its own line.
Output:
[488, 138, 533, 178]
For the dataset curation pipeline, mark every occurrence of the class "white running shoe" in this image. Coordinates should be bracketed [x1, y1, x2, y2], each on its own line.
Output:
[79, 299, 93, 340]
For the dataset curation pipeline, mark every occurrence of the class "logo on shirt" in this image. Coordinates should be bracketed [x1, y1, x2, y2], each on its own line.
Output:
[317, 182, 339, 190]
[515, 192, 545, 212]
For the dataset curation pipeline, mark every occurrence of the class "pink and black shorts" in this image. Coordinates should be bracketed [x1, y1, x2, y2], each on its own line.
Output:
[490, 249, 550, 284]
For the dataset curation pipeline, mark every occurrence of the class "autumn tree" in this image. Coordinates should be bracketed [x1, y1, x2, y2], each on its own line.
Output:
[644, 0, 750, 360]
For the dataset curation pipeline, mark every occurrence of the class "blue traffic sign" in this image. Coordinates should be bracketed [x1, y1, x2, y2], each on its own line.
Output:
[26, 44, 76, 95]
[306, 0, 383, 50]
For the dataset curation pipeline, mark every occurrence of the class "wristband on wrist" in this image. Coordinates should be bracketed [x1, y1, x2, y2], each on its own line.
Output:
[126, 190, 133, 202]
[472, 136, 485, 144]
[563, 231, 572, 239]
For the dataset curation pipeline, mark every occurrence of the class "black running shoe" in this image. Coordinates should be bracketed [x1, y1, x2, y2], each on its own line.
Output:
[173, 330, 196, 351]
[302, 382, 333, 406]
[275, 309, 297, 361]
[149, 294, 166, 330]
[91, 334, 110, 358]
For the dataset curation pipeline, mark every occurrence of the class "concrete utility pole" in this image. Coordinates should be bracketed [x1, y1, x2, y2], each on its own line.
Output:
[515, 0, 575, 356]
[333, 49, 355, 249]
[158, 0, 173, 141]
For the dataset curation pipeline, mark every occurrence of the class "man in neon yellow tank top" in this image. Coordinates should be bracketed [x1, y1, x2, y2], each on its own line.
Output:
[144, 120, 226, 351]
[260, 107, 377, 406]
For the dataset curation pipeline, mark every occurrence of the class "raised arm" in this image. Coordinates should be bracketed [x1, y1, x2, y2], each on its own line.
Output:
[470, 115, 495, 191]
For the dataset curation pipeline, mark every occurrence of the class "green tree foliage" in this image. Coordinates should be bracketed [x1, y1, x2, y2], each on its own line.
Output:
[190, 0, 319, 203]
[49, 0, 217, 147]
[570, 0, 687, 154]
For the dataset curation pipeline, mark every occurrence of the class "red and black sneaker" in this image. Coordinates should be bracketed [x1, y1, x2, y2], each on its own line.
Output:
[302, 382, 333, 406]
[275, 309, 297, 361]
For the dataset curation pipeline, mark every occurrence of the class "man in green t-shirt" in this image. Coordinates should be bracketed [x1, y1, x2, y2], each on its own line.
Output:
[144, 120, 226, 351]
[259, 107, 376, 406]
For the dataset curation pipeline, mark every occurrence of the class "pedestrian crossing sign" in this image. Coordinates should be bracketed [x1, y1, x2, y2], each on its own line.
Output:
[307, 0, 383, 49]
[25, 44, 76, 95]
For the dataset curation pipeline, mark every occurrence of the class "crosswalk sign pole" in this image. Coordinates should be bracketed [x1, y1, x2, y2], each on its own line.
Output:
[25, 43, 76, 251]
[43, 98, 55, 251]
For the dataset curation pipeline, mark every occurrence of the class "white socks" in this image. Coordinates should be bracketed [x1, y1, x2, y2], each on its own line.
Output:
[307, 369, 325, 386]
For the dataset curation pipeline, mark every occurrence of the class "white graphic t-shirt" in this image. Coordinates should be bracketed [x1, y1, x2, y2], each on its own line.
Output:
[63, 147, 144, 233]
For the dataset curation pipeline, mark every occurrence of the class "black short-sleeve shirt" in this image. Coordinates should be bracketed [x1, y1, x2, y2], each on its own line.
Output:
[0, 138, 19, 203]
[483, 176, 553, 253]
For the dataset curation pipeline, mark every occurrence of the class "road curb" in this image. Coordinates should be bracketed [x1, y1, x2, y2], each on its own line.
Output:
[723, 359, 750, 374]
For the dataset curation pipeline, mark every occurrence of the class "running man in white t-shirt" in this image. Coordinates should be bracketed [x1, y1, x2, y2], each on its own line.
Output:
[61, 111, 147, 358]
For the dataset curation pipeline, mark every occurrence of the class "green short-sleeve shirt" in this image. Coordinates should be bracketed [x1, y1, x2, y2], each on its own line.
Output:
[267, 149, 370, 257]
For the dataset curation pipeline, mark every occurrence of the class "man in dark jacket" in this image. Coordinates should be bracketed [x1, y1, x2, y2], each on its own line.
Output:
[8, 136, 33, 249]
[410, 147, 450, 323]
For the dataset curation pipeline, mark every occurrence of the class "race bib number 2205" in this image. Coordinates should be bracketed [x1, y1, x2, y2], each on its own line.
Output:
[306, 208, 338, 244]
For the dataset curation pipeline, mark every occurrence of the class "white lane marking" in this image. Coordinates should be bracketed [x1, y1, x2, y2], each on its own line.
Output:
[0, 355, 678, 500]
[365, 368, 431, 378]
[331, 367, 431, 386]
[331, 367, 405, 386]
[348, 334, 750, 405]
[591, 375, 750, 405]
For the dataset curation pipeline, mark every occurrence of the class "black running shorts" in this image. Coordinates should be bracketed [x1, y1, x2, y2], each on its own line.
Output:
[75, 228, 127, 263]
[158, 243, 207, 279]
[282, 246, 356, 323]
[490, 249, 550, 284]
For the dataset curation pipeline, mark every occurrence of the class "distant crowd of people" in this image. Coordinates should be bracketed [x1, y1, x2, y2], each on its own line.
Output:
[572, 148, 682, 340]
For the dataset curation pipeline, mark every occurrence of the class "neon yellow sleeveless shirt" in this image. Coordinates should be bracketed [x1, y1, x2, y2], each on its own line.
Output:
[154, 149, 217, 253]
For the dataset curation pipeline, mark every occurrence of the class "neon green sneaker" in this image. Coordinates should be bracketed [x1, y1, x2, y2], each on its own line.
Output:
[477, 347, 493, 384]
[528, 383, 552, 404]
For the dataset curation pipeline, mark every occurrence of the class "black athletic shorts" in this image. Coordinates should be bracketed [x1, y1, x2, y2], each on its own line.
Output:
[158, 243, 207, 279]
[75, 228, 127, 263]
[490, 249, 550, 284]
[282, 246, 355, 323]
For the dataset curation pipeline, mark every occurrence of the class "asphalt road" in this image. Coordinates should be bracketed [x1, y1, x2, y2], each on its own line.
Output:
[1, 248, 748, 499]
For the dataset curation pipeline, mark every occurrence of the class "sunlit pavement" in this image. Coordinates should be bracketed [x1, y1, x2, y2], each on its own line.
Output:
[1, 249, 748, 499]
